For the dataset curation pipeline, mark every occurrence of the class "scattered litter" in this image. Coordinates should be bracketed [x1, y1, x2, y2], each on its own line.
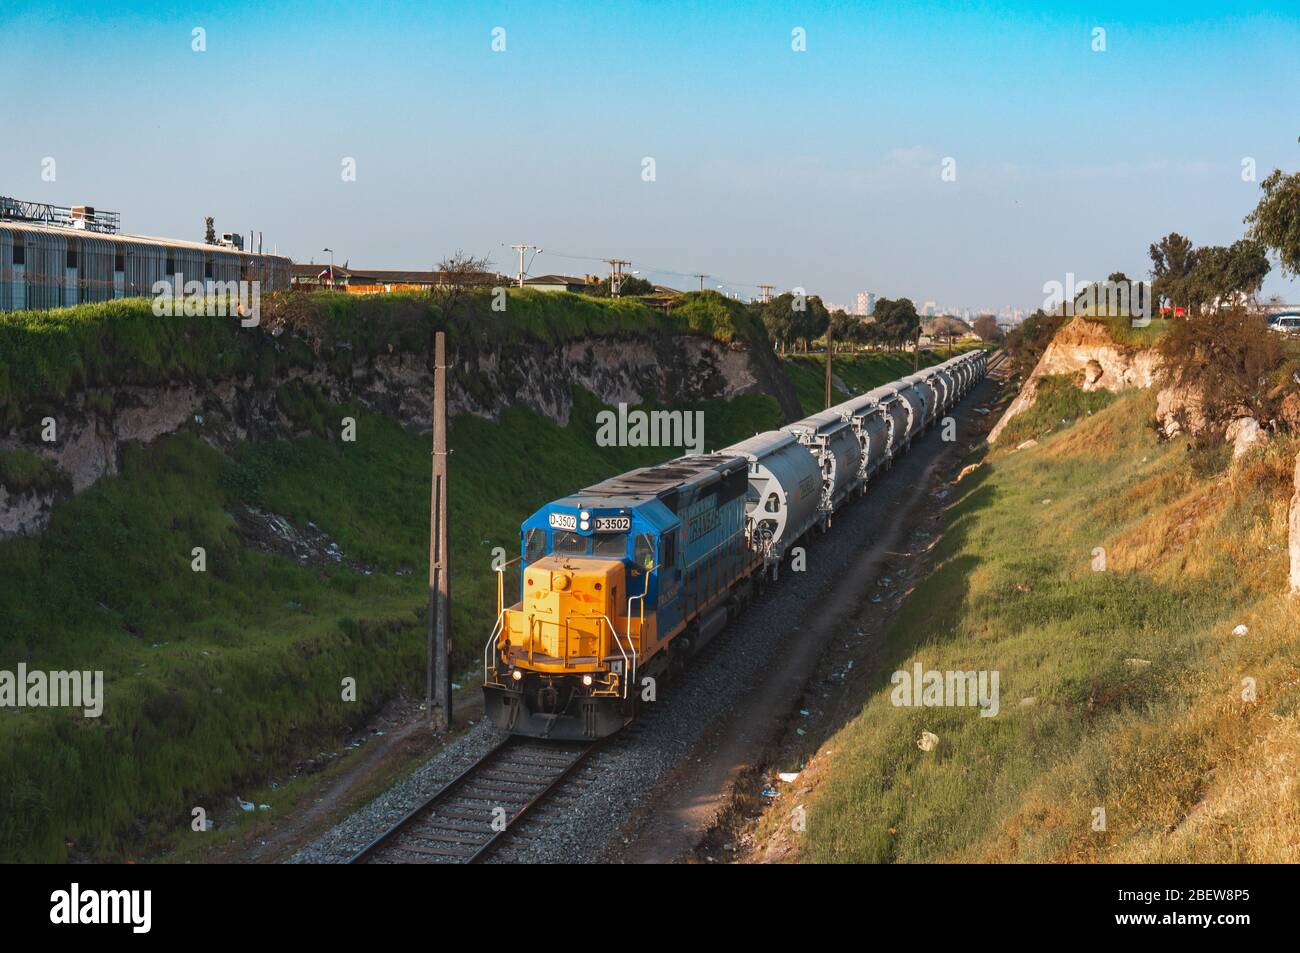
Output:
[236, 798, 255, 813]
[1040, 498, 1052, 505]
[917, 730, 939, 752]
[257, 804, 271, 811]
[1232, 624, 1249, 637]
[777, 772, 800, 783]
[799, 709, 810, 717]
[1016, 438, 1038, 451]
[974, 407, 990, 415]
[870, 594, 883, 604]
[796, 728, 806, 736]
[761, 785, 780, 798]
[879, 576, 894, 587]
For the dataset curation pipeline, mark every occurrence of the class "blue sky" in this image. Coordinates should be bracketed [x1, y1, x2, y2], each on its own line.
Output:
[3, 0, 1298, 311]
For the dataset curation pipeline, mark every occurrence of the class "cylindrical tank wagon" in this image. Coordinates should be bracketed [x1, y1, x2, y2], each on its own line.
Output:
[829, 393, 891, 485]
[720, 431, 823, 567]
[781, 411, 863, 517]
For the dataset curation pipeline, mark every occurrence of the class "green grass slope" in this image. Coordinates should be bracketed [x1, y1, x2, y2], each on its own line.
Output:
[0, 382, 780, 862]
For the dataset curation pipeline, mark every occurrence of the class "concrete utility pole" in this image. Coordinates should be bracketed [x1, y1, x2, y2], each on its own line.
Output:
[913, 325, 921, 372]
[694, 273, 707, 292]
[605, 258, 631, 297]
[428, 332, 452, 731]
[825, 321, 834, 409]
[511, 243, 541, 288]
[759, 283, 775, 304]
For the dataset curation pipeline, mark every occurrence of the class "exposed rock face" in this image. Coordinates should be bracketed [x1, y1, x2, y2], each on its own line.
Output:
[0, 330, 799, 539]
[1291, 451, 1300, 596]
[1224, 417, 1268, 460]
[989, 317, 1162, 443]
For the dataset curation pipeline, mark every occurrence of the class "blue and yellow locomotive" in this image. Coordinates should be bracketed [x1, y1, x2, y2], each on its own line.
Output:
[483, 454, 760, 739]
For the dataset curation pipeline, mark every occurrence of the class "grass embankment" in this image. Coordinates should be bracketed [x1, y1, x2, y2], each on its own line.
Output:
[783, 346, 984, 417]
[0, 290, 781, 862]
[794, 385, 1300, 862]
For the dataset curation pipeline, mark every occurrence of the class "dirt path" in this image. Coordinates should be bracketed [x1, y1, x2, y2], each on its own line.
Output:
[619, 367, 1005, 864]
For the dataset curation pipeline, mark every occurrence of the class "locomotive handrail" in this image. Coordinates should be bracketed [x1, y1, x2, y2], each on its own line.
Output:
[482, 611, 506, 685]
[599, 614, 634, 699]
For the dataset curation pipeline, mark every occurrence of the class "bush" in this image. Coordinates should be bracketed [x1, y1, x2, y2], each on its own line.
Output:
[1157, 308, 1290, 431]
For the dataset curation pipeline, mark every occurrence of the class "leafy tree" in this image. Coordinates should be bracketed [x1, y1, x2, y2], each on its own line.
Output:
[830, 308, 874, 348]
[1186, 239, 1270, 313]
[1246, 160, 1300, 277]
[1149, 232, 1198, 310]
[760, 292, 829, 352]
[872, 297, 921, 347]
[587, 275, 655, 297]
[204, 217, 216, 244]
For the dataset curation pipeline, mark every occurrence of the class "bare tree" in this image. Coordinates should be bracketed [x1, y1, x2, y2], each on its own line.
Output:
[432, 249, 494, 321]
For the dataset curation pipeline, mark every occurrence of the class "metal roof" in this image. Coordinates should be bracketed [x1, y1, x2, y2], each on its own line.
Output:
[0, 219, 287, 260]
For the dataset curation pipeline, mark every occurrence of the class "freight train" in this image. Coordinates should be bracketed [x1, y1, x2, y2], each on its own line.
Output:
[483, 349, 989, 739]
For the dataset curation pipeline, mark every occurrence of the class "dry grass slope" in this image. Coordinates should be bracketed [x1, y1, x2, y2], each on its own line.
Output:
[793, 386, 1300, 863]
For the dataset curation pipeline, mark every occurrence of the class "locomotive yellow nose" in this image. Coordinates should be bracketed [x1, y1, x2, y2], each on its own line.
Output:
[508, 556, 628, 664]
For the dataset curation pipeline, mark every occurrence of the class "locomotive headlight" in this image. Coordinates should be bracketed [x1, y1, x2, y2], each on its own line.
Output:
[582, 674, 593, 686]
[580, 510, 590, 521]
[511, 668, 523, 682]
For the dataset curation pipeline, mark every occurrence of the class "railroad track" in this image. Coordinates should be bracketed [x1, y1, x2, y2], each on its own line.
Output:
[349, 736, 598, 864]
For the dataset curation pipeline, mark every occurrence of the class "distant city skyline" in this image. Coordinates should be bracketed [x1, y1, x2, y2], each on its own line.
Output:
[3, 1, 1297, 311]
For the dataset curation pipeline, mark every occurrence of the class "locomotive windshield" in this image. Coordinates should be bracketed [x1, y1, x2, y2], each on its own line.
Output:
[553, 531, 586, 555]
[592, 533, 628, 558]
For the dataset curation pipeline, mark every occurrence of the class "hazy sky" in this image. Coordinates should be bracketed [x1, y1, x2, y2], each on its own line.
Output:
[3, 0, 1298, 312]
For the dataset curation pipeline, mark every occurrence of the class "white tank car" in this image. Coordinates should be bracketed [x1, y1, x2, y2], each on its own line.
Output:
[864, 385, 911, 459]
[894, 377, 932, 437]
[830, 393, 891, 483]
[720, 431, 823, 566]
[782, 410, 863, 515]
[933, 365, 957, 412]
[949, 357, 969, 396]
[914, 367, 948, 416]
[951, 355, 973, 394]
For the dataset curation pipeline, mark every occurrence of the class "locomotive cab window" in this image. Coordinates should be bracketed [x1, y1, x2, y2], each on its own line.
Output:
[553, 531, 587, 556]
[523, 527, 545, 566]
[592, 533, 627, 559]
[13, 236, 24, 265]
[633, 533, 655, 569]
[659, 533, 677, 570]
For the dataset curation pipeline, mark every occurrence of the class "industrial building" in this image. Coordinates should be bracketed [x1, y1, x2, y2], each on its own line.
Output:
[0, 196, 292, 313]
